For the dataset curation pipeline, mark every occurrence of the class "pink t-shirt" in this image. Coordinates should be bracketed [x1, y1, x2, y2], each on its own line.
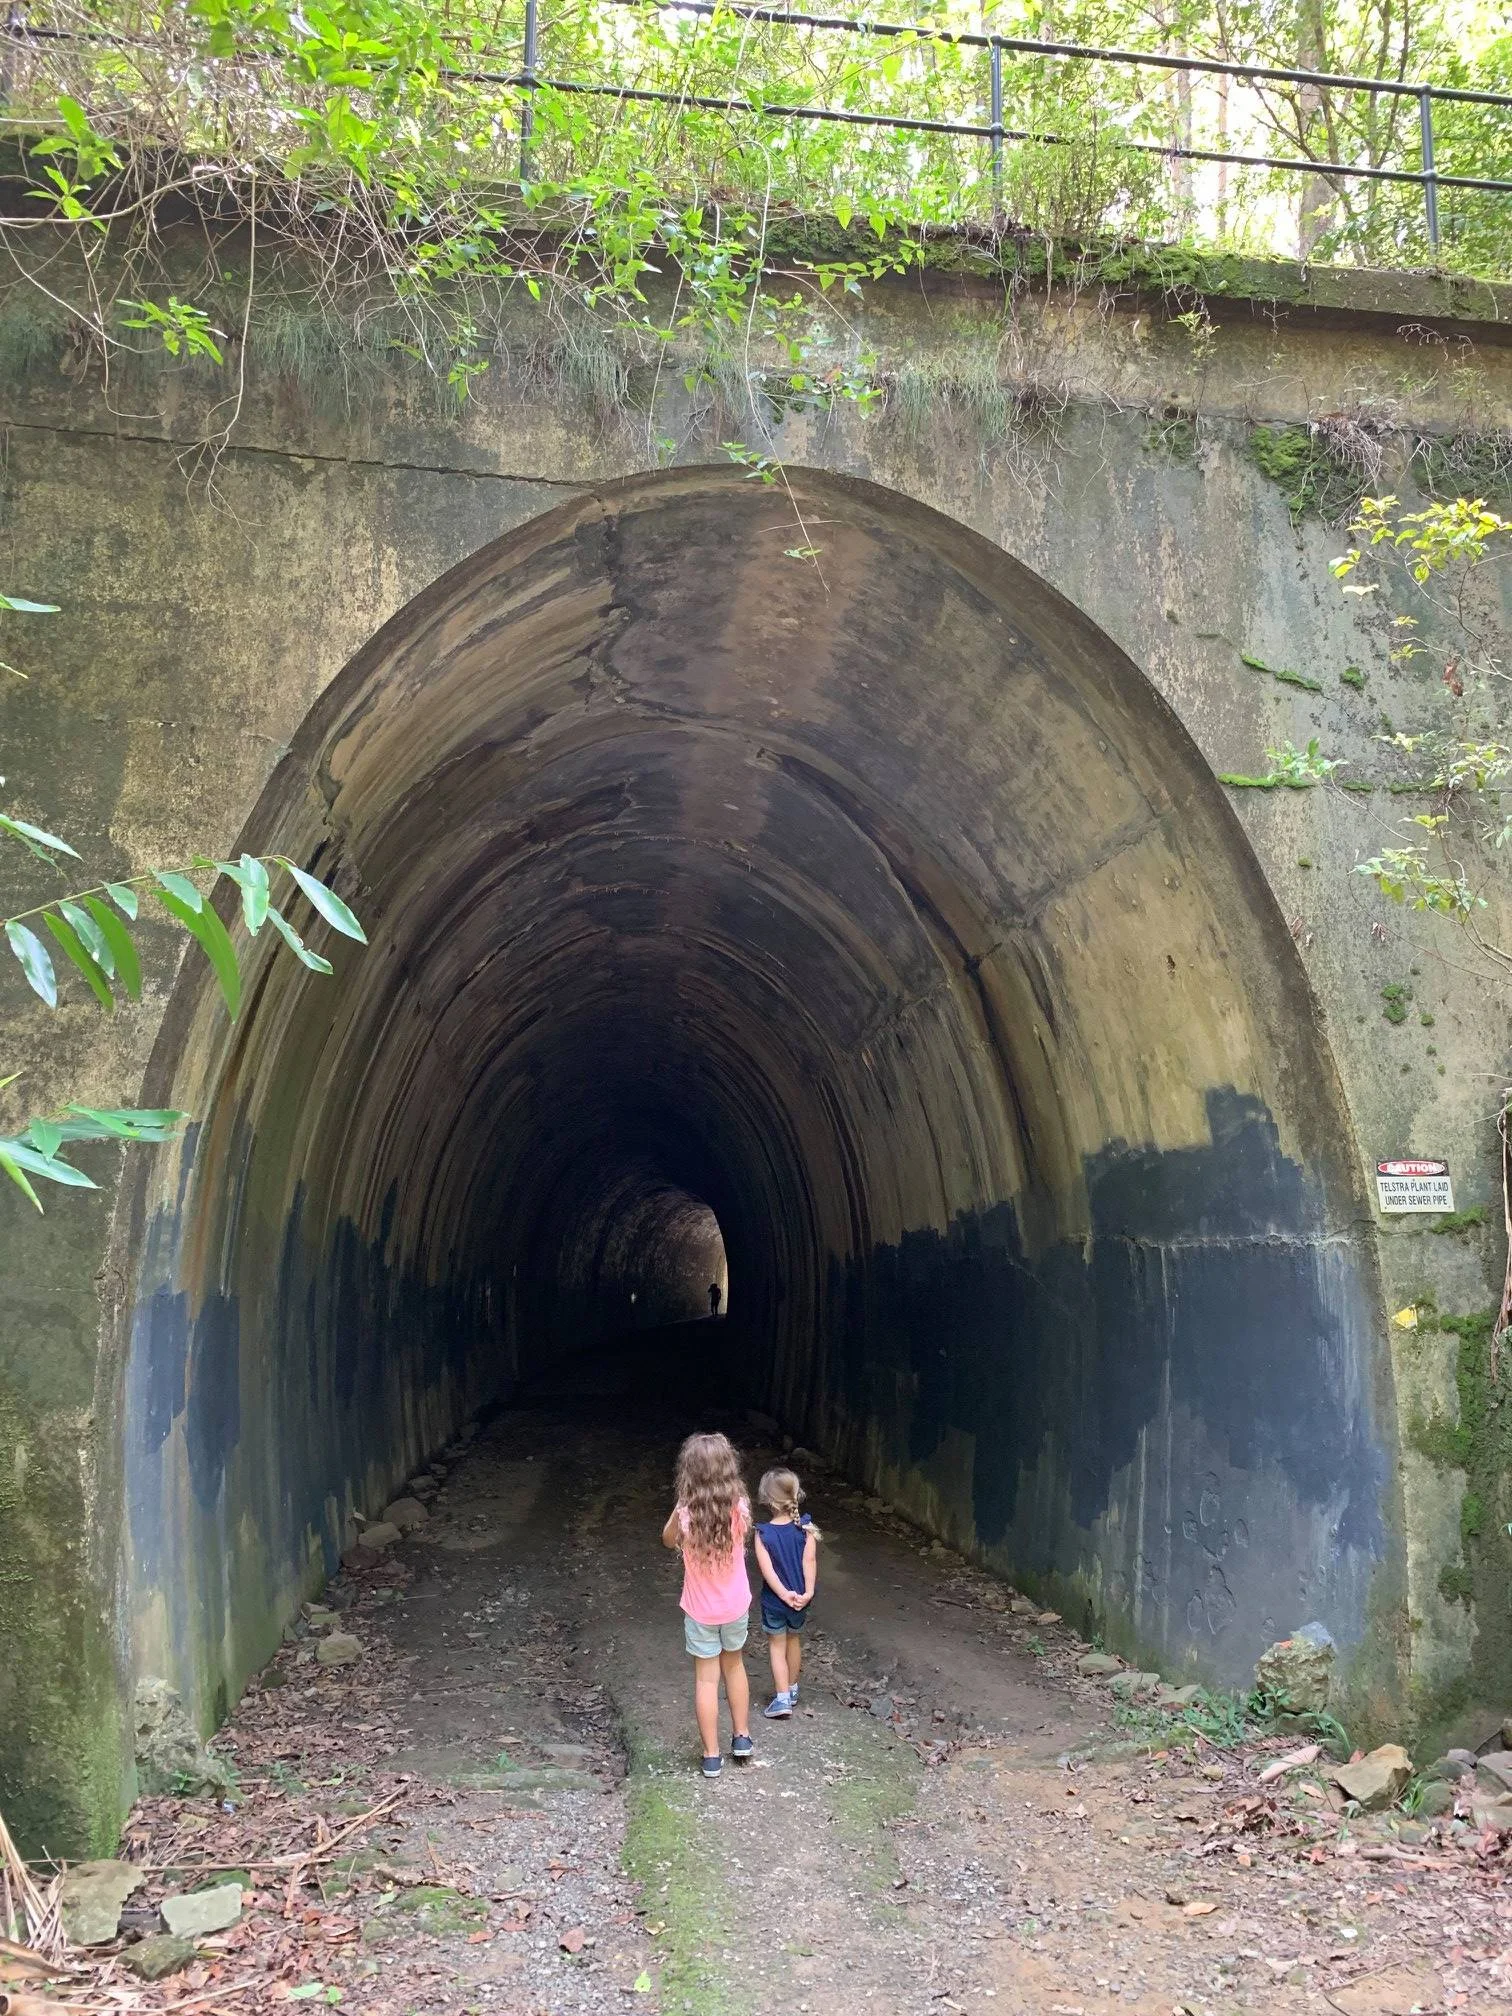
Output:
[677, 1498, 752, 1625]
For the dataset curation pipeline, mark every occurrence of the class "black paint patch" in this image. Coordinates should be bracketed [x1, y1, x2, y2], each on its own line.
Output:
[825, 1091, 1386, 1674]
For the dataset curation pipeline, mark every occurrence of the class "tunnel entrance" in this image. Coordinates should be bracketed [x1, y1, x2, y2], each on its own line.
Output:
[118, 467, 1394, 1737]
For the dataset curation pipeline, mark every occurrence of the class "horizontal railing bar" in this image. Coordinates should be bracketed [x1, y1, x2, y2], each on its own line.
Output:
[600, 0, 1512, 108]
[6, 10, 1510, 112]
[505, 72, 1512, 191]
[2, 19, 1508, 204]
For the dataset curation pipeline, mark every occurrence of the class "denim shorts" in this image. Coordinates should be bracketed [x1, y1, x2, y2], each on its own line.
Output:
[684, 1611, 750, 1658]
[761, 1592, 808, 1635]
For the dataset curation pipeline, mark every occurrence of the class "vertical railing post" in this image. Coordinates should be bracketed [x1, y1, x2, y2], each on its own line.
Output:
[1419, 85, 1440, 257]
[989, 38, 1004, 224]
[521, 0, 539, 187]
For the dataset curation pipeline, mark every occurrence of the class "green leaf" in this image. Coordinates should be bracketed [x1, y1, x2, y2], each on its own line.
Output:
[0, 1138, 97, 1187]
[633, 1973, 652, 1993]
[156, 885, 241, 1017]
[209, 854, 272, 934]
[0, 594, 60, 614]
[6, 921, 57, 1006]
[265, 905, 333, 975]
[27, 1119, 61, 1158]
[155, 870, 204, 912]
[60, 898, 111, 975]
[107, 882, 140, 920]
[57, 1105, 183, 1142]
[0, 812, 80, 860]
[276, 860, 366, 943]
[0, 1147, 42, 1210]
[43, 911, 113, 1010]
[84, 896, 142, 999]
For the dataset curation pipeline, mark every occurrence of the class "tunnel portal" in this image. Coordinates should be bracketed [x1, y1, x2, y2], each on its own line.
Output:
[121, 467, 1393, 1730]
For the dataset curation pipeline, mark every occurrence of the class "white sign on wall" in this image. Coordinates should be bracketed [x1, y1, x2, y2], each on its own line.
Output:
[1376, 1158, 1455, 1214]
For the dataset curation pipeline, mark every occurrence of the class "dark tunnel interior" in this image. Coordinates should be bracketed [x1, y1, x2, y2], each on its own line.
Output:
[119, 468, 1394, 1731]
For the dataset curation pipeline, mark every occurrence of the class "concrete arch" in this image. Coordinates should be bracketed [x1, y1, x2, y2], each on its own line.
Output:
[114, 463, 1398, 1754]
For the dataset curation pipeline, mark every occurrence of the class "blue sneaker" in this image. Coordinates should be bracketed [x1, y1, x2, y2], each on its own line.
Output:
[701, 1753, 722, 1778]
[731, 1733, 755, 1761]
[763, 1693, 792, 1719]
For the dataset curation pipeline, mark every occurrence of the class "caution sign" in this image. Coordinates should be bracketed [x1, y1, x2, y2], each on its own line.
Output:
[1376, 1158, 1454, 1214]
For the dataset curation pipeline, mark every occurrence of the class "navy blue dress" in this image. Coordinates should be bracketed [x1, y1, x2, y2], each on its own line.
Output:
[756, 1515, 814, 1632]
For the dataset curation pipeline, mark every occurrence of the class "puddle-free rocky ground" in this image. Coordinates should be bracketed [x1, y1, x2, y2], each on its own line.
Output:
[112, 1344, 1512, 2016]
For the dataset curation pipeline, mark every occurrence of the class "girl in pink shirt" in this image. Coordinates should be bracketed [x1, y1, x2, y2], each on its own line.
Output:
[661, 1432, 755, 1777]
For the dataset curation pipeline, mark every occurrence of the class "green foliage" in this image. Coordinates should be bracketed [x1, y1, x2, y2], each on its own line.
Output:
[1340, 665, 1367, 690]
[0, 0, 1504, 478]
[120, 296, 226, 363]
[1, 593, 367, 1209]
[1358, 847, 1482, 916]
[1332, 494, 1512, 588]
[1380, 981, 1410, 1022]
[1220, 740, 1344, 791]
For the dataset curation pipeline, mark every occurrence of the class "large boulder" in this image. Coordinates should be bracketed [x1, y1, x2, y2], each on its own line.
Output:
[1254, 1623, 1335, 1712]
[134, 1677, 234, 1798]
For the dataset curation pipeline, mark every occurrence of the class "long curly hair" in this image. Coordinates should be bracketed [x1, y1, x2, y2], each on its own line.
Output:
[675, 1432, 747, 1563]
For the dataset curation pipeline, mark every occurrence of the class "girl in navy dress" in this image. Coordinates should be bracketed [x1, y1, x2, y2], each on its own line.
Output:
[753, 1467, 820, 1718]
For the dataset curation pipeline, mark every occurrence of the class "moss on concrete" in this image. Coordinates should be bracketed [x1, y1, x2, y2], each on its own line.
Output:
[1248, 423, 1367, 523]
[1407, 1311, 1512, 1695]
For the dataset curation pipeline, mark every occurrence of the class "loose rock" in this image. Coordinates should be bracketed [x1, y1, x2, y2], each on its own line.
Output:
[123, 1935, 199, 1981]
[1077, 1653, 1122, 1677]
[316, 1631, 364, 1666]
[133, 1676, 234, 1798]
[1330, 1743, 1412, 1812]
[358, 1520, 401, 1551]
[1255, 1623, 1335, 1712]
[381, 1498, 428, 1534]
[1475, 1750, 1512, 1798]
[1415, 1780, 1456, 1819]
[1427, 1752, 1475, 1783]
[160, 1884, 243, 1938]
[60, 1860, 144, 1946]
[1109, 1671, 1162, 1699]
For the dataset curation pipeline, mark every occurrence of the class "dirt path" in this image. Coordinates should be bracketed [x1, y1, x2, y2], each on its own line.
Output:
[115, 1334, 1512, 2016]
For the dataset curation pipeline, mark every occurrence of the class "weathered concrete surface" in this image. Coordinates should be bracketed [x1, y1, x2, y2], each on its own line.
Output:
[0, 256, 1507, 1851]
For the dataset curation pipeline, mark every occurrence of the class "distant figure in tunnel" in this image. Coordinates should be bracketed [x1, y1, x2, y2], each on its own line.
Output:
[708, 1281, 722, 1318]
[662, 1432, 754, 1778]
[754, 1467, 819, 1718]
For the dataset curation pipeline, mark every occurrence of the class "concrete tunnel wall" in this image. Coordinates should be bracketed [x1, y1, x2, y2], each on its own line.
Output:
[116, 466, 1397, 1760]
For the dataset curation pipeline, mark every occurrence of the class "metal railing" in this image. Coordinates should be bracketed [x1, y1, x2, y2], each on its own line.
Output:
[514, 0, 1512, 253]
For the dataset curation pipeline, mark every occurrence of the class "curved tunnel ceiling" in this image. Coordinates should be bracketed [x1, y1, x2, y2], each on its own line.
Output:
[122, 467, 1395, 1714]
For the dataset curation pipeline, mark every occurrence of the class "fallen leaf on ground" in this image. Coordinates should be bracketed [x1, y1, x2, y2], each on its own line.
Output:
[559, 1926, 586, 1954]
[1183, 1900, 1218, 1917]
